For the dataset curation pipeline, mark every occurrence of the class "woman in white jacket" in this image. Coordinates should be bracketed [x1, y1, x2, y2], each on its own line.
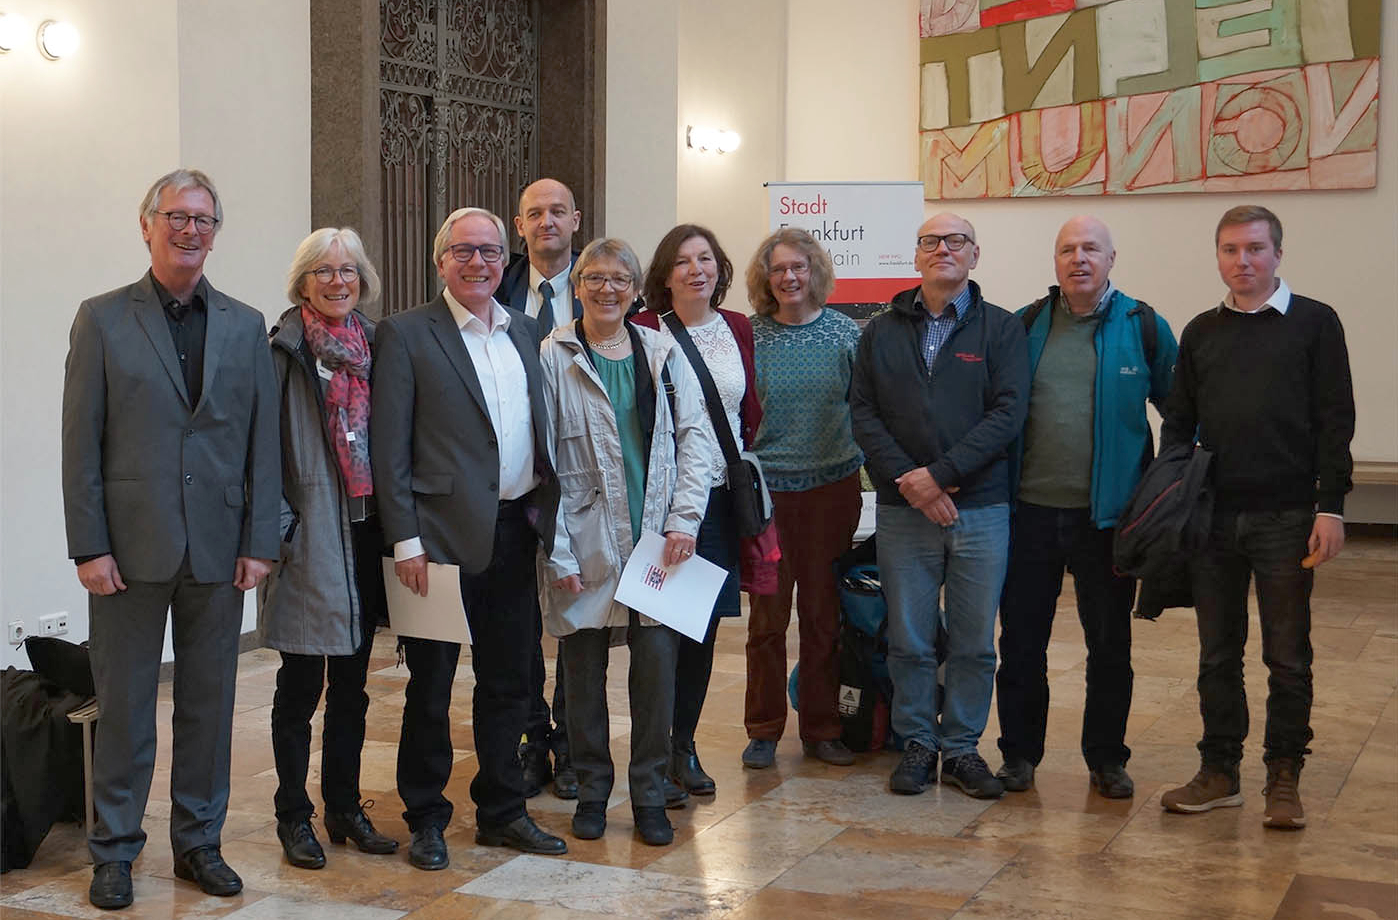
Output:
[538, 238, 714, 847]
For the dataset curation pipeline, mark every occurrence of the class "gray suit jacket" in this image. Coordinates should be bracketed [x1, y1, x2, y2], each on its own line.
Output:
[370, 295, 559, 575]
[61, 272, 282, 583]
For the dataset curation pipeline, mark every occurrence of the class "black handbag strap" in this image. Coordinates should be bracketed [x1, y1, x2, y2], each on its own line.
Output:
[661, 311, 742, 466]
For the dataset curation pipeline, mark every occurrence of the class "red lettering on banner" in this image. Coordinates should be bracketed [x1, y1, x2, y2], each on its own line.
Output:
[979, 0, 1074, 29]
[778, 194, 828, 216]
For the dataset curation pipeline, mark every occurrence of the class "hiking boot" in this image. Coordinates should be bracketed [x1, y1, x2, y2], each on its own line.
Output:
[742, 738, 777, 769]
[633, 806, 674, 846]
[1089, 764, 1135, 799]
[1161, 768, 1243, 813]
[942, 752, 1005, 799]
[996, 758, 1035, 792]
[571, 801, 607, 840]
[1262, 759, 1306, 829]
[889, 741, 936, 795]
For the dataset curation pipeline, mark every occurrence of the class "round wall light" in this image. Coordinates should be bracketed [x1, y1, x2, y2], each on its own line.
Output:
[687, 125, 742, 155]
[37, 19, 79, 60]
[0, 12, 26, 53]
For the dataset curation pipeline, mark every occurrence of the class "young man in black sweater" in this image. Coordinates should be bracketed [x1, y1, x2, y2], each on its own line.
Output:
[1159, 205, 1355, 830]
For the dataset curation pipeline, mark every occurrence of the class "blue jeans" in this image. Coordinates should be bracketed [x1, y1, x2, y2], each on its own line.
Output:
[1190, 507, 1315, 768]
[877, 502, 1010, 759]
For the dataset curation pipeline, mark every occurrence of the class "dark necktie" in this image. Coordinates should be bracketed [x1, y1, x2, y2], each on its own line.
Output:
[537, 280, 555, 332]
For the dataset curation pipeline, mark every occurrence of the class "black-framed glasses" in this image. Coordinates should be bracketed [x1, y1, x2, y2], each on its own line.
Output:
[446, 243, 505, 263]
[580, 273, 634, 292]
[916, 233, 973, 252]
[306, 265, 359, 284]
[156, 210, 218, 233]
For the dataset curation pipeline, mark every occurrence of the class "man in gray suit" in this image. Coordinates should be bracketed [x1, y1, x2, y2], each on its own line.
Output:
[371, 206, 566, 870]
[62, 168, 280, 910]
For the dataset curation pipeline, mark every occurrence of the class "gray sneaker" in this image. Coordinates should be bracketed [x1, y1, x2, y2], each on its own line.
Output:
[942, 752, 1005, 799]
[742, 738, 777, 769]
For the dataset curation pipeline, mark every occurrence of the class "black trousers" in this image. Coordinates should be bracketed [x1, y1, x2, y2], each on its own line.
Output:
[1191, 507, 1315, 768]
[996, 503, 1136, 770]
[672, 485, 739, 750]
[270, 520, 385, 823]
[396, 502, 539, 830]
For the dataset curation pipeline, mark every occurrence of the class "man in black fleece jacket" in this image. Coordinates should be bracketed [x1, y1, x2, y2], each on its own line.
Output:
[1159, 205, 1354, 830]
[851, 212, 1028, 799]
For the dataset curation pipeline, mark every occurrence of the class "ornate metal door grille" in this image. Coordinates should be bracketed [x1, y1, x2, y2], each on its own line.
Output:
[380, 0, 539, 315]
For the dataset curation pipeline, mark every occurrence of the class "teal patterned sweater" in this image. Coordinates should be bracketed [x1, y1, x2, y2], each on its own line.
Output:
[750, 309, 865, 492]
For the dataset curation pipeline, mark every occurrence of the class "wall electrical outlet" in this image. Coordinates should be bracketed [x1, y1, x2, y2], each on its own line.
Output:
[39, 612, 69, 637]
[7, 621, 23, 645]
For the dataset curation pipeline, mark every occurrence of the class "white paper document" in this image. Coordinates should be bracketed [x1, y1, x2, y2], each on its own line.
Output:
[381, 559, 472, 645]
[614, 530, 727, 643]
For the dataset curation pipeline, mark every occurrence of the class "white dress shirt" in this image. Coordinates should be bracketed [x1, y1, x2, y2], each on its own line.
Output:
[393, 292, 540, 561]
[526, 263, 574, 332]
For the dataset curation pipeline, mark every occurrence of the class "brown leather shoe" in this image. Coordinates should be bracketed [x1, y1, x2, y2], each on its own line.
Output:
[1161, 768, 1243, 813]
[1262, 759, 1306, 829]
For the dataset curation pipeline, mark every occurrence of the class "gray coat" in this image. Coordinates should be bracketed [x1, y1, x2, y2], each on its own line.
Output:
[260, 306, 375, 656]
[538, 323, 715, 636]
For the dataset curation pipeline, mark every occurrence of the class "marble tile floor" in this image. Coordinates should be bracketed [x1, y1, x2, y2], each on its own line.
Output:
[3, 535, 1395, 919]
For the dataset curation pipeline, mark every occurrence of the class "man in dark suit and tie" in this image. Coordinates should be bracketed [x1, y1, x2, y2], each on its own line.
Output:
[62, 168, 280, 910]
[494, 177, 584, 799]
[372, 206, 567, 869]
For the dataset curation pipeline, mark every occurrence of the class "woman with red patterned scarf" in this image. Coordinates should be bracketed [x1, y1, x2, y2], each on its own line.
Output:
[261, 228, 398, 870]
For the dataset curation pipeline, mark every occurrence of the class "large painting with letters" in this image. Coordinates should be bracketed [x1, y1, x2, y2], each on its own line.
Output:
[918, 0, 1381, 197]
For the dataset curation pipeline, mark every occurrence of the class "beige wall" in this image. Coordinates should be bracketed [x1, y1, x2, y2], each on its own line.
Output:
[0, 0, 310, 669]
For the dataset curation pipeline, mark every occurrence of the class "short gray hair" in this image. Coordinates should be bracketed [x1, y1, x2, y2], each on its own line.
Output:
[139, 168, 223, 229]
[285, 227, 381, 307]
[571, 238, 643, 292]
[432, 207, 508, 264]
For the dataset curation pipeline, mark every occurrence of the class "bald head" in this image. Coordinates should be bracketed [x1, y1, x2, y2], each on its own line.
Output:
[515, 178, 581, 275]
[1054, 215, 1116, 314]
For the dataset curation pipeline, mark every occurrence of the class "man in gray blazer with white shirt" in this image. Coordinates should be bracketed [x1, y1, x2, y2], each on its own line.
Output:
[371, 206, 566, 870]
[61, 168, 280, 910]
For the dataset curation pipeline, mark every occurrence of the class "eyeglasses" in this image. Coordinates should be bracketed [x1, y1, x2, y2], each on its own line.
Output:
[916, 233, 973, 252]
[155, 210, 219, 233]
[580, 273, 634, 291]
[306, 265, 360, 284]
[767, 262, 810, 278]
[446, 243, 505, 263]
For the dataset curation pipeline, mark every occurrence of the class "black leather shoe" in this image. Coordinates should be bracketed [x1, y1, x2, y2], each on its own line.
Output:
[276, 819, 326, 869]
[408, 826, 449, 871]
[89, 861, 133, 910]
[662, 775, 689, 809]
[552, 751, 579, 800]
[518, 742, 553, 799]
[571, 801, 607, 840]
[173, 846, 242, 896]
[670, 746, 716, 795]
[475, 814, 568, 855]
[325, 807, 399, 854]
[1090, 763, 1136, 799]
[633, 806, 674, 846]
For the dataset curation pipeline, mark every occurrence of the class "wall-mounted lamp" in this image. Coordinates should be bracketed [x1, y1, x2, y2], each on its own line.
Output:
[0, 12, 25, 53]
[687, 125, 741, 155]
[37, 18, 78, 60]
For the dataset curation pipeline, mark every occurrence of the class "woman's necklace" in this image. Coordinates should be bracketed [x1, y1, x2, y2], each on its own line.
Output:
[591, 327, 629, 349]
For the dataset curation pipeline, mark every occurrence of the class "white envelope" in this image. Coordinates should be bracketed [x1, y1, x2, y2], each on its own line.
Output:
[381, 559, 472, 645]
[613, 530, 727, 642]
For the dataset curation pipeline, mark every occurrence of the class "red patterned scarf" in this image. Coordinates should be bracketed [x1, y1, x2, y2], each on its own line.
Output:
[300, 304, 373, 497]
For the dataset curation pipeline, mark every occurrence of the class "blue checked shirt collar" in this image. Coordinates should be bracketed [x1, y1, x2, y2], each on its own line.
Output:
[916, 283, 972, 370]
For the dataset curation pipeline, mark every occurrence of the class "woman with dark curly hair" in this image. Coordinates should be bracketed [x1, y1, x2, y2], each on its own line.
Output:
[633, 224, 762, 798]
